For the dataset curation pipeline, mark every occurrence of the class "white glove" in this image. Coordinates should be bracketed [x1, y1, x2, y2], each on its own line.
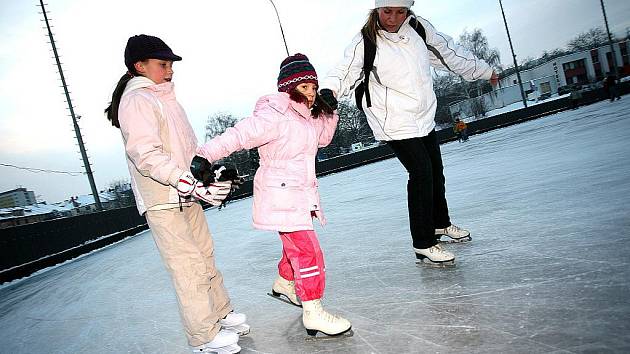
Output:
[176, 171, 197, 198]
[192, 181, 232, 206]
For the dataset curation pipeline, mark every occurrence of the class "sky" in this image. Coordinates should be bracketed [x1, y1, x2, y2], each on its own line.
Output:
[1, 0, 629, 204]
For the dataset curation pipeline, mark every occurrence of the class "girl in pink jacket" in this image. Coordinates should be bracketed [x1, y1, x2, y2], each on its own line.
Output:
[197, 53, 352, 337]
[104, 34, 247, 354]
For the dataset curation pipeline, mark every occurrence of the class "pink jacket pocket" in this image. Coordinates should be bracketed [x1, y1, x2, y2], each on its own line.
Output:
[263, 177, 303, 212]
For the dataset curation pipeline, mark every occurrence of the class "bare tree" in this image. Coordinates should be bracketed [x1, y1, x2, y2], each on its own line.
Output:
[318, 100, 375, 158]
[204, 112, 258, 179]
[205, 112, 238, 141]
[458, 29, 502, 69]
[108, 178, 134, 207]
[444, 28, 500, 119]
[568, 27, 610, 52]
[433, 71, 460, 98]
[337, 100, 374, 144]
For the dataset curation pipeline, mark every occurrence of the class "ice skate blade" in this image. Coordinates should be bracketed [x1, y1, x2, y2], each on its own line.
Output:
[267, 292, 302, 308]
[304, 328, 354, 341]
[415, 258, 456, 267]
[194, 343, 241, 354]
[439, 236, 472, 244]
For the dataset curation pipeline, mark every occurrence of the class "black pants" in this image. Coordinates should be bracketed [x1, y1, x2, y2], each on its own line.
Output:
[387, 130, 451, 249]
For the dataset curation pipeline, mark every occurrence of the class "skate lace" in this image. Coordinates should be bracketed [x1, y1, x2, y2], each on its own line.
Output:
[313, 301, 340, 322]
[448, 224, 463, 232]
[431, 244, 446, 254]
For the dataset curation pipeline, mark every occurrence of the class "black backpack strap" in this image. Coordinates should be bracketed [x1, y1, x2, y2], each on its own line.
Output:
[408, 17, 427, 42]
[361, 28, 376, 109]
[410, 16, 452, 71]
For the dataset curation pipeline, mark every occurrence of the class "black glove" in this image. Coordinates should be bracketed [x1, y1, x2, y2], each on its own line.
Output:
[190, 155, 242, 187]
[318, 89, 338, 111]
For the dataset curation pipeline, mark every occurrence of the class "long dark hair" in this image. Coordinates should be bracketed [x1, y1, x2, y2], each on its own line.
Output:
[362, 8, 416, 46]
[104, 67, 139, 128]
[288, 89, 334, 118]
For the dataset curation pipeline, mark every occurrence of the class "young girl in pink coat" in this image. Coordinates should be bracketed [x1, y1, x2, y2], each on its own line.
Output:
[197, 53, 352, 337]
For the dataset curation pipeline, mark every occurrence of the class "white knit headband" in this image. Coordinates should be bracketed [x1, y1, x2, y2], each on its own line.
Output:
[375, 0, 415, 8]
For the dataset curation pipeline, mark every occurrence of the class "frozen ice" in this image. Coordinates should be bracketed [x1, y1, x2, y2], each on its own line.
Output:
[1, 99, 629, 353]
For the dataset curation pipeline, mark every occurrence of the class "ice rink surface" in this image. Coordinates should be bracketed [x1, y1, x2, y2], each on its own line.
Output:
[1, 99, 629, 353]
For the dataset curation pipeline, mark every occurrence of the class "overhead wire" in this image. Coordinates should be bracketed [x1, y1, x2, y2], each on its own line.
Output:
[0, 163, 85, 176]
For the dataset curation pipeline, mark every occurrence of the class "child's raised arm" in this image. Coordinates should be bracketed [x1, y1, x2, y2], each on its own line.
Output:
[314, 112, 340, 148]
[197, 97, 282, 163]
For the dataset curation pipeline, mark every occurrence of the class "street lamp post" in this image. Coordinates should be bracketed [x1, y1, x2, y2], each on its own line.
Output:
[499, 0, 528, 108]
[600, 0, 619, 78]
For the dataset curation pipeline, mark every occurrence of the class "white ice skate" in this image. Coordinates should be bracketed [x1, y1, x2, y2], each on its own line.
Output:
[414, 244, 456, 266]
[268, 276, 302, 307]
[435, 224, 471, 243]
[191, 329, 240, 354]
[219, 312, 250, 336]
[302, 299, 352, 338]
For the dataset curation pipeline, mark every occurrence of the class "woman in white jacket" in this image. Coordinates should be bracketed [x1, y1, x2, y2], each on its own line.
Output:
[320, 0, 498, 265]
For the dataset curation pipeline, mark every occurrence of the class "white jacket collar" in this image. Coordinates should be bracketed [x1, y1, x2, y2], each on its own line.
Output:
[380, 16, 413, 42]
[122, 76, 155, 97]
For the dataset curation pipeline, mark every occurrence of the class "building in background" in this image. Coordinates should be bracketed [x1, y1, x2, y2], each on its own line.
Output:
[0, 184, 134, 228]
[0, 188, 37, 208]
[450, 39, 629, 120]
[499, 39, 629, 99]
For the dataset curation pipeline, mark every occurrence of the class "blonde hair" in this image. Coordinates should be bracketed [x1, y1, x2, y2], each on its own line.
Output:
[362, 8, 416, 45]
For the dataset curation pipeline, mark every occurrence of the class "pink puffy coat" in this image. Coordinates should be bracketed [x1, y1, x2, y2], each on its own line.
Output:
[197, 92, 339, 232]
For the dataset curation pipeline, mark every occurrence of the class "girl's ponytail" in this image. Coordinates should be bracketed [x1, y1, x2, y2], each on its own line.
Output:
[104, 73, 133, 128]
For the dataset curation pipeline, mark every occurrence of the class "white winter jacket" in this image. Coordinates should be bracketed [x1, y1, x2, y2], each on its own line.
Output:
[321, 15, 494, 141]
[118, 76, 197, 214]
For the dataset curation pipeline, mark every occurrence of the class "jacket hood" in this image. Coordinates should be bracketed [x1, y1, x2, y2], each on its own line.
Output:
[256, 92, 312, 119]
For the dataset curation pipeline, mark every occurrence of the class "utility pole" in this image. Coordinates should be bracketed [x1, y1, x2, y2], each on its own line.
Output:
[600, 0, 619, 77]
[38, 0, 102, 210]
[499, 0, 528, 108]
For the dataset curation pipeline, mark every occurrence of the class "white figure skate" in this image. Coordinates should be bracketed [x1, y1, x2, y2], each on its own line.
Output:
[436, 224, 472, 243]
[219, 312, 250, 336]
[414, 244, 456, 266]
[268, 276, 302, 307]
[302, 299, 352, 340]
[191, 329, 240, 354]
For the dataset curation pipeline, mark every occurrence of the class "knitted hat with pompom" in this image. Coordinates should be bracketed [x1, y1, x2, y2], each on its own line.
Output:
[277, 53, 318, 93]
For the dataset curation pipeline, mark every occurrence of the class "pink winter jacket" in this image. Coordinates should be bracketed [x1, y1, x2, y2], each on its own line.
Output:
[118, 76, 198, 214]
[197, 92, 339, 232]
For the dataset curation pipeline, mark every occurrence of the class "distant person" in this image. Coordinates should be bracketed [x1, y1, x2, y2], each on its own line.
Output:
[320, 0, 497, 266]
[453, 118, 468, 142]
[604, 73, 622, 101]
[104, 34, 248, 354]
[569, 86, 582, 109]
[197, 54, 352, 338]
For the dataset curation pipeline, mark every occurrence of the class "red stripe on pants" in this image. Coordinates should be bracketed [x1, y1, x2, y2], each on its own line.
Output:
[278, 230, 325, 301]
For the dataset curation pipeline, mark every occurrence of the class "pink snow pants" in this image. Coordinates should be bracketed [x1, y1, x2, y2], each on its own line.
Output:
[277, 230, 325, 301]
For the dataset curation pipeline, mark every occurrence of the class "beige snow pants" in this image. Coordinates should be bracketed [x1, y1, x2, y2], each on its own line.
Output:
[145, 203, 232, 347]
